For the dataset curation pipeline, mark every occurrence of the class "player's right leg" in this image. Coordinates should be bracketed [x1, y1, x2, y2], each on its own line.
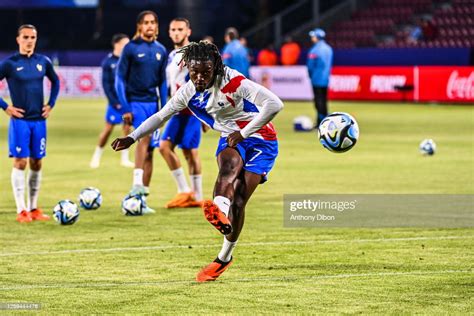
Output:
[9, 118, 31, 223]
[90, 122, 114, 168]
[159, 115, 196, 208]
[129, 102, 158, 214]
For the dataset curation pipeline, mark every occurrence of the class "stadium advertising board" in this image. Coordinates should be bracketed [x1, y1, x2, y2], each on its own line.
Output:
[0, 66, 472, 103]
[250, 66, 473, 103]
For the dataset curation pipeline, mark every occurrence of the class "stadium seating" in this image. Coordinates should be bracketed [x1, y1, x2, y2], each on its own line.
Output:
[326, 0, 474, 49]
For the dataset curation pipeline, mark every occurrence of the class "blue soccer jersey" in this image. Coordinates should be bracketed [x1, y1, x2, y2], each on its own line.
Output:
[0, 53, 59, 120]
[115, 38, 168, 114]
[101, 53, 120, 108]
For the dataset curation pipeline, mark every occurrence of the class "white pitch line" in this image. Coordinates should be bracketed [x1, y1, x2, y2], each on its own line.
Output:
[0, 270, 471, 291]
[0, 236, 471, 258]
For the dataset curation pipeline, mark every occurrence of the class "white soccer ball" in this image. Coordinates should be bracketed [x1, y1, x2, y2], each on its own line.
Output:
[53, 200, 80, 225]
[293, 115, 314, 131]
[419, 139, 436, 156]
[121, 194, 146, 216]
[318, 112, 359, 153]
[78, 187, 102, 210]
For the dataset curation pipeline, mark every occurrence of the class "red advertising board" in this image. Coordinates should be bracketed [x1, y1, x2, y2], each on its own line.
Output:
[329, 66, 414, 101]
[417, 66, 473, 103]
[328, 66, 473, 103]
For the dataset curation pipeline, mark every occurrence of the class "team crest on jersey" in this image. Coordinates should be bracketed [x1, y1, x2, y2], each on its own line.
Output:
[36, 64, 43, 72]
[156, 53, 162, 61]
[111, 63, 116, 69]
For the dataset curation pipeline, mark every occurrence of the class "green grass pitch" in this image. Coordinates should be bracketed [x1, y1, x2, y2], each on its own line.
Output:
[0, 99, 472, 314]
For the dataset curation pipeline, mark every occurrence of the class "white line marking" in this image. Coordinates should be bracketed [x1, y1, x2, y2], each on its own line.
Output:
[0, 270, 470, 291]
[0, 236, 471, 257]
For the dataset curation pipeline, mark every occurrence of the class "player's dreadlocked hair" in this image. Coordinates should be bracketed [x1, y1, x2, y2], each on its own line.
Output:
[178, 41, 225, 77]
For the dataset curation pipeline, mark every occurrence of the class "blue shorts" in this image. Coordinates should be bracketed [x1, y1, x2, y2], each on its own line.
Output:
[105, 105, 123, 125]
[9, 118, 47, 159]
[216, 136, 278, 183]
[131, 101, 160, 148]
[161, 114, 201, 149]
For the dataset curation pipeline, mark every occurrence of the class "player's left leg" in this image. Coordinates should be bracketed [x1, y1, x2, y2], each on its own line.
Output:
[28, 120, 49, 221]
[196, 171, 261, 282]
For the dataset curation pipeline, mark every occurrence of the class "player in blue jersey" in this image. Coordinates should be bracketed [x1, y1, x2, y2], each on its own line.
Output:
[0, 25, 60, 223]
[222, 27, 250, 78]
[160, 18, 204, 209]
[90, 34, 134, 169]
[115, 11, 168, 213]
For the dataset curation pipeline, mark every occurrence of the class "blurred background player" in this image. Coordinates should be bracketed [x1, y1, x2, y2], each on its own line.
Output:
[201, 35, 214, 44]
[0, 24, 60, 223]
[90, 33, 134, 169]
[307, 28, 333, 127]
[160, 18, 203, 208]
[222, 27, 250, 78]
[115, 10, 168, 213]
[111, 41, 283, 282]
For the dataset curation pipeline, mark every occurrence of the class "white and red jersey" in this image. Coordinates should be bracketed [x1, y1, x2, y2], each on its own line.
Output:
[130, 66, 283, 141]
[166, 49, 188, 96]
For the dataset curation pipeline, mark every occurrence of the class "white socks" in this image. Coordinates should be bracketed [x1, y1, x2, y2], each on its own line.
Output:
[171, 168, 191, 193]
[133, 168, 144, 186]
[27, 170, 41, 211]
[11, 168, 26, 213]
[93, 146, 104, 160]
[11, 169, 43, 213]
[121, 149, 131, 163]
[190, 174, 203, 201]
[214, 196, 231, 217]
[218, 237, 237, 263]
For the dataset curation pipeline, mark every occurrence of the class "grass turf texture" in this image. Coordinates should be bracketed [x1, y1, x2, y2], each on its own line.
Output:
[0, 100, 472, 314]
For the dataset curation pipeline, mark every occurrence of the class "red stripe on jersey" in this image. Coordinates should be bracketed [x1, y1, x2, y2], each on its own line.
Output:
[221, 75, 246, 94]
[226, 95, 235, 107]
[180, 108, 192, 115]
[235, 120, 278, 141]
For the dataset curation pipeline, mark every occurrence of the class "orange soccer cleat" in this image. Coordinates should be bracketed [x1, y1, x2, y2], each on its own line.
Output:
[202, 200, 232, 235]
[29, 209, 50, 221]
[16, 210, 32, 223]
[196, 257, 233, 282]
[165, 192, 202, 209]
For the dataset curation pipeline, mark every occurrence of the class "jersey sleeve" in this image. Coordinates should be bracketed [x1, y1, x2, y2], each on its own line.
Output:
[0, 61, 8, 110]
[45, 57, 60, 107]
[128, 84, 189, 141]
[115, 44, 131, 113]
[238, 79, 284, 138]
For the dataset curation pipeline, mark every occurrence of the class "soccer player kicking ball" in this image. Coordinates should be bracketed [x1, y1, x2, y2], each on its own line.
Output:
[160, 18, 203, 208]
[90, 33, 134, 169]
[0, 24, 60, 223]
[115, 11, 168, 213]
[112, 41, 283, 282]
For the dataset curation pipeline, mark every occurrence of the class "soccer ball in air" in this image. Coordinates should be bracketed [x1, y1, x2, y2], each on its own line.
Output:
[121, 194, 146, 216]
[78, 187, 102, 210]
[53, 200, 80, 225]
[419, 139, 436, 155]
[318, 112, 359, 153]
